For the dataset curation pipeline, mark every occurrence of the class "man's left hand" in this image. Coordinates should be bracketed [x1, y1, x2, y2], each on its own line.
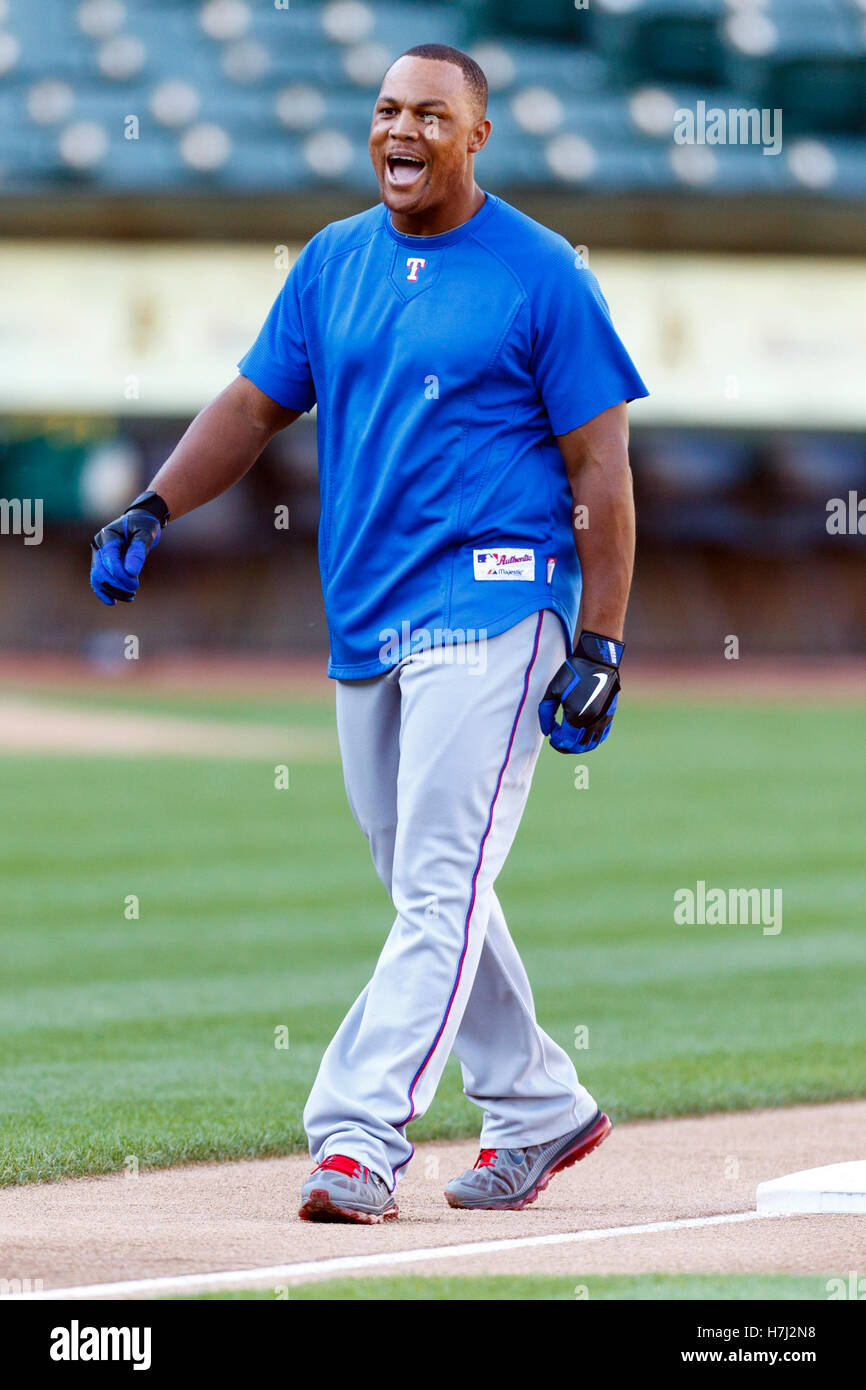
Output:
[538, 629, 623, 754]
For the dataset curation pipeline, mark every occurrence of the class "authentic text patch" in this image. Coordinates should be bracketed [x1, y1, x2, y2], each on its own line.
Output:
[473, 548, 536, 581]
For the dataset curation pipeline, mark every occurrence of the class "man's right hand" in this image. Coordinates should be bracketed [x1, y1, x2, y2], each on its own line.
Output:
[90, 490, 170, 606]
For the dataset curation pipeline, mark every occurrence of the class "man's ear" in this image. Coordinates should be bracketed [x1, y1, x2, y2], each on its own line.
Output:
[468, 118, 492, 155]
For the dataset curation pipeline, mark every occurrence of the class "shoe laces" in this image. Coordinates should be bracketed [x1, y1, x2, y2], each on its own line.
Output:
[474, 1148, 497, 1169]
[314, 1154, 365, 1179]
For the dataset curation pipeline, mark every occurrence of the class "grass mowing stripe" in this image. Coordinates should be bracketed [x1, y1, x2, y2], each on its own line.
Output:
[2, 685, 336, 728]
[178, 1272, 834, 1301]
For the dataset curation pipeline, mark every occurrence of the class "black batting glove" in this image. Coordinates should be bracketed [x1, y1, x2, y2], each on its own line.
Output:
[538, 629, 623, 754]
[90, 490, 170, 606]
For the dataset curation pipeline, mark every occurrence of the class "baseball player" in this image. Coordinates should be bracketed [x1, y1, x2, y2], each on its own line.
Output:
[90, 45, 647, 1223]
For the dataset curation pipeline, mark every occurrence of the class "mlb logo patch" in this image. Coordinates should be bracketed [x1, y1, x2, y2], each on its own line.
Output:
[473, 548, 536, 581]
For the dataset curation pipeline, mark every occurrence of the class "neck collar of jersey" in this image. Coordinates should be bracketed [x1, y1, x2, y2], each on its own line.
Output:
[384, 192, 498, 249]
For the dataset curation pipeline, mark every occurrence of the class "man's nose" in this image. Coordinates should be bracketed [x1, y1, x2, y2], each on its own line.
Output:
[391, 109, 420, 138]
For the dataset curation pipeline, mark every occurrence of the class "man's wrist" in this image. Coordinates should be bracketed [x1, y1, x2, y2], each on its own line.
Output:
[575, 629, 625, 667]
[125, 490, 171, 526]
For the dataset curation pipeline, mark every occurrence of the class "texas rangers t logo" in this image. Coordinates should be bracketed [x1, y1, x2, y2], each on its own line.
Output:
[406, 257, 427, 282]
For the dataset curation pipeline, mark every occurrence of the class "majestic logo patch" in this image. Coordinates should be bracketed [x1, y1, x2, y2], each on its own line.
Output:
[406, 257, 427, 282]
[546, 556, 557, 584]
[473, 548, 535, 581]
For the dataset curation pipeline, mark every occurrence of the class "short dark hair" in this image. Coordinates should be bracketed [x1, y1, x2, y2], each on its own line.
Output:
[397, 43, 488, 118]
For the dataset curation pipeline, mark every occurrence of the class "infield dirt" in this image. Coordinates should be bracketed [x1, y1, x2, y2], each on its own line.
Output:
[1, 1101, 863, 1296]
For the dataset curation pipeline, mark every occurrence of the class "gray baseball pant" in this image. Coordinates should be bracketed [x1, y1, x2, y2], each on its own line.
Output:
[303, 610, 597, 1188]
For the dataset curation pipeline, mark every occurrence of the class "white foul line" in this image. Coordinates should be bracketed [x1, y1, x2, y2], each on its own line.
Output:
[9, 1210, 775, 1300]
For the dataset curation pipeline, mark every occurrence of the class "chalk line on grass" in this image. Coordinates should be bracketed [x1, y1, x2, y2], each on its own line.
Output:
[9, 1210, 776, 1300]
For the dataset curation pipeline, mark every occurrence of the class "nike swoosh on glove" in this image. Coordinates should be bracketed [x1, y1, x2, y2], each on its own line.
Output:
[538, 629, 624, 754]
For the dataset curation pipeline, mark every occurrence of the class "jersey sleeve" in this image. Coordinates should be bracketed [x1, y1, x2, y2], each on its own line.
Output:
[237, 252, 317, 413]
[529, 248, 648, 436]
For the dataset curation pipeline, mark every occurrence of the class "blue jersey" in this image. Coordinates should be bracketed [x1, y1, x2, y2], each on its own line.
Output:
[239, 193, 648, 678]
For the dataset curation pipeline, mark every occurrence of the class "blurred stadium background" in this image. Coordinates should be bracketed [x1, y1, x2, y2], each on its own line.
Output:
[0, 0, 865, 662]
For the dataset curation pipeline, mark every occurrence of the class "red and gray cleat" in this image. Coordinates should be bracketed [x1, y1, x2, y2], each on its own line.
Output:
[299, 1154, 398, 1224]
[444, 1109, 612, 1211]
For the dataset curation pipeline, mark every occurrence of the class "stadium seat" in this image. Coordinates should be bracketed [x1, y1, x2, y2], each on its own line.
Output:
[471, 0, 591, 44]
[589, 0, 727, 89]
[352, 1, 466, 54]
[721, 4, 866, 136]
[773, 59, 866, 137]
[490, 41, 609, 99]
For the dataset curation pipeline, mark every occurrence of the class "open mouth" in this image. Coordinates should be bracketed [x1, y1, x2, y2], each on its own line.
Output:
[385, 153, 426, 189]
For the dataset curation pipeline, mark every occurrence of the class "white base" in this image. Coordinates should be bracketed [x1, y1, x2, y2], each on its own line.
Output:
[757, 1160, 866, 1215]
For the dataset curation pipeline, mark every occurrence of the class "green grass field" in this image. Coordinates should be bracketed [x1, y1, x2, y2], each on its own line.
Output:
[1, 686, 864, 1185]
[179, 1273, 836, 1300]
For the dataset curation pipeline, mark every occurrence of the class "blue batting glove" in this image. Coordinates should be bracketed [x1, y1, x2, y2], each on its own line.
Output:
[539, 629, 623, 754]
[90, 490, 169, 606]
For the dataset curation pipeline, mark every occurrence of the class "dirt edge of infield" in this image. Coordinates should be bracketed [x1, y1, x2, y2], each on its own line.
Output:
[1, 1100, 864, 1297]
